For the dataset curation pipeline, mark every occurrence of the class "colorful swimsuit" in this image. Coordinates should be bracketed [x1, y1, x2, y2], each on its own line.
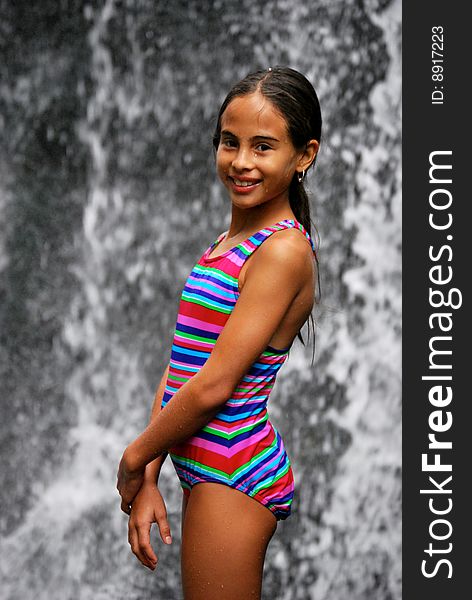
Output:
[161, 218, 316, 520]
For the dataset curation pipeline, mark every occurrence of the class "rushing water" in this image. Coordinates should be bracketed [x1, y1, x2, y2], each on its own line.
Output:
[0, 1, 401, 598]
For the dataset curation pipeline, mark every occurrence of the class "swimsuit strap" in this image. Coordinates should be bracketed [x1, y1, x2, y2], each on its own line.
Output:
[205, 218, 317, 264]
[231, 218, 317, 263]
[243, 218, 316, 256]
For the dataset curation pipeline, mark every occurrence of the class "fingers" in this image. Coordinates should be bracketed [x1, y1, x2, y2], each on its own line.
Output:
[128, 521, 158, 570]
[156, 513, 173, 546]
[121, 484, 171, 570]
[137, 524, 158, 568]
[128, 524, 153, 570]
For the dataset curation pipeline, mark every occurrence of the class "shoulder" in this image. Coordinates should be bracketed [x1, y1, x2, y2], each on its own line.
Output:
[257, 227, 315, 269]
[244, 227, 316, 288]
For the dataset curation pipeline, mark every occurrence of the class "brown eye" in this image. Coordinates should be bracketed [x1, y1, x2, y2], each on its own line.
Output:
[221, 138, 237, 148]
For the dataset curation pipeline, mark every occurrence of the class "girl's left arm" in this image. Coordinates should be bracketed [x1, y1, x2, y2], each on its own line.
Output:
[117, 234, 314, 505]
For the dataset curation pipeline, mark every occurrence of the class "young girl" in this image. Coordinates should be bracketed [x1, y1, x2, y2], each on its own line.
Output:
[117, 66, 321, 599]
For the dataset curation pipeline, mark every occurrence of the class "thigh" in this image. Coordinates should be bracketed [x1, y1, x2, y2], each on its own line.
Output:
[181, 483, 277, 600]
[181, 491, 189, 538]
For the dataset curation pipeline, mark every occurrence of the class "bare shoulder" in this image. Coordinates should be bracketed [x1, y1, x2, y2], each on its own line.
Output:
[245, 227, 316, 287]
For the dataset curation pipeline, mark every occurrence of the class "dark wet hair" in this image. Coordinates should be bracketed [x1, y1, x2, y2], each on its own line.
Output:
[213, 66, 322, 361]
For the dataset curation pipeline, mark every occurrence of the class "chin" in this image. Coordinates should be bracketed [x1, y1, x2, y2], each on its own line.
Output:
[230, 196, 265, 209]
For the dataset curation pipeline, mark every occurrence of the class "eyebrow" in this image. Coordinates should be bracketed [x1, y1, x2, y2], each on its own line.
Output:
[220, 130, 280, 143]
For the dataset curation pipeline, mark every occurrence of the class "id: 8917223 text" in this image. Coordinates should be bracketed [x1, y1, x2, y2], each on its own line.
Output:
[431, 26, 444, 105]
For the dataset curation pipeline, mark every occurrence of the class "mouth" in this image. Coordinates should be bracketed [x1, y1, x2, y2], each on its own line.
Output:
[228, 176, 262, 192]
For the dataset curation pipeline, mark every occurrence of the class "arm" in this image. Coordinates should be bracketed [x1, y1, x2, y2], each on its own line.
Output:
[119, 362, 170, 514]
[123, 363, 173, 570]
[118, 233, 314, 497]
[140, 363, 170, 487]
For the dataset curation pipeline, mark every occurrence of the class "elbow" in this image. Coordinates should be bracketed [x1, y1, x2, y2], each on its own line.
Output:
[191, 372, 233, 413]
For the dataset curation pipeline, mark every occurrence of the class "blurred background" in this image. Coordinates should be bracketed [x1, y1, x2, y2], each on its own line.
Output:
[0, 0, 401, 598]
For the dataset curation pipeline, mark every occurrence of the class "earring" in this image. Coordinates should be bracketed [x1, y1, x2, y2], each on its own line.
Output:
[297, 170, 306, 183]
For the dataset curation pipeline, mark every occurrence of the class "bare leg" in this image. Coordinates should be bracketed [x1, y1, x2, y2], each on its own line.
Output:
[181, 483, 277, 600]
[181, 491, 189, 539]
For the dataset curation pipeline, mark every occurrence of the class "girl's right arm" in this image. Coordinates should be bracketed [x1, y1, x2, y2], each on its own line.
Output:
[127, 363, 172, 570]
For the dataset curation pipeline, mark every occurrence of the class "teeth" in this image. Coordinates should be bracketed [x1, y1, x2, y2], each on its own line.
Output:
[233, 178, 258, 187]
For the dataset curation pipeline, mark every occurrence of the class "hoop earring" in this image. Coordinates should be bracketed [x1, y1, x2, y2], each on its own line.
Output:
[297, 170, 306, 183]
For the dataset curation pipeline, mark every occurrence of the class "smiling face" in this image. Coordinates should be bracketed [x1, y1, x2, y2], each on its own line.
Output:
[216, 92, 305, 210]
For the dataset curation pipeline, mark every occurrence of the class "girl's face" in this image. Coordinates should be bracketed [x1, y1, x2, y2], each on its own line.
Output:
[216, 92, 307, 210]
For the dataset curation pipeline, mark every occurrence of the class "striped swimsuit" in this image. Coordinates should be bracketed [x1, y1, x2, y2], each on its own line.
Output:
[161, 218, 316, 520]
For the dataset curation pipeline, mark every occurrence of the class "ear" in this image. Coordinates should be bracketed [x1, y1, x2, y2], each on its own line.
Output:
[296, 139, 319, 174]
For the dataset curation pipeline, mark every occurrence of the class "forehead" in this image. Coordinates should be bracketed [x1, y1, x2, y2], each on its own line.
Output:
[220, 92, 289, 137]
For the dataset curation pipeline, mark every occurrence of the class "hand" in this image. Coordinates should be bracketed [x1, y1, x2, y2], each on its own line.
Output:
[128, 483, 172, 570]
[117, 449, 145, 513]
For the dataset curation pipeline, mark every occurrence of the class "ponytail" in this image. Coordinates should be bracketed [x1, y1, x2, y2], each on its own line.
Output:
[288, 165, 322, 366]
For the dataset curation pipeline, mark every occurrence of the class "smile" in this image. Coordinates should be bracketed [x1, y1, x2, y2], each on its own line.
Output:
[229, 176, 262, 189]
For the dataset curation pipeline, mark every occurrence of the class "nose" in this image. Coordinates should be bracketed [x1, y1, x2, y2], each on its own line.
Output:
[231, 145, 255, 171]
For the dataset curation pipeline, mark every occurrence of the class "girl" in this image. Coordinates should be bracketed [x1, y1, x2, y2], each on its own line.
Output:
[117, 66, 321, 599]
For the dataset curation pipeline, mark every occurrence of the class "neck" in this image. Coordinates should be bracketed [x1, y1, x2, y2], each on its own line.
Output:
[226, 200, 296, 240]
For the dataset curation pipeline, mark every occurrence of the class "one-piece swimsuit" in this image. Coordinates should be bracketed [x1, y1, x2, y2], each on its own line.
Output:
[160, 218, 316, 520]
